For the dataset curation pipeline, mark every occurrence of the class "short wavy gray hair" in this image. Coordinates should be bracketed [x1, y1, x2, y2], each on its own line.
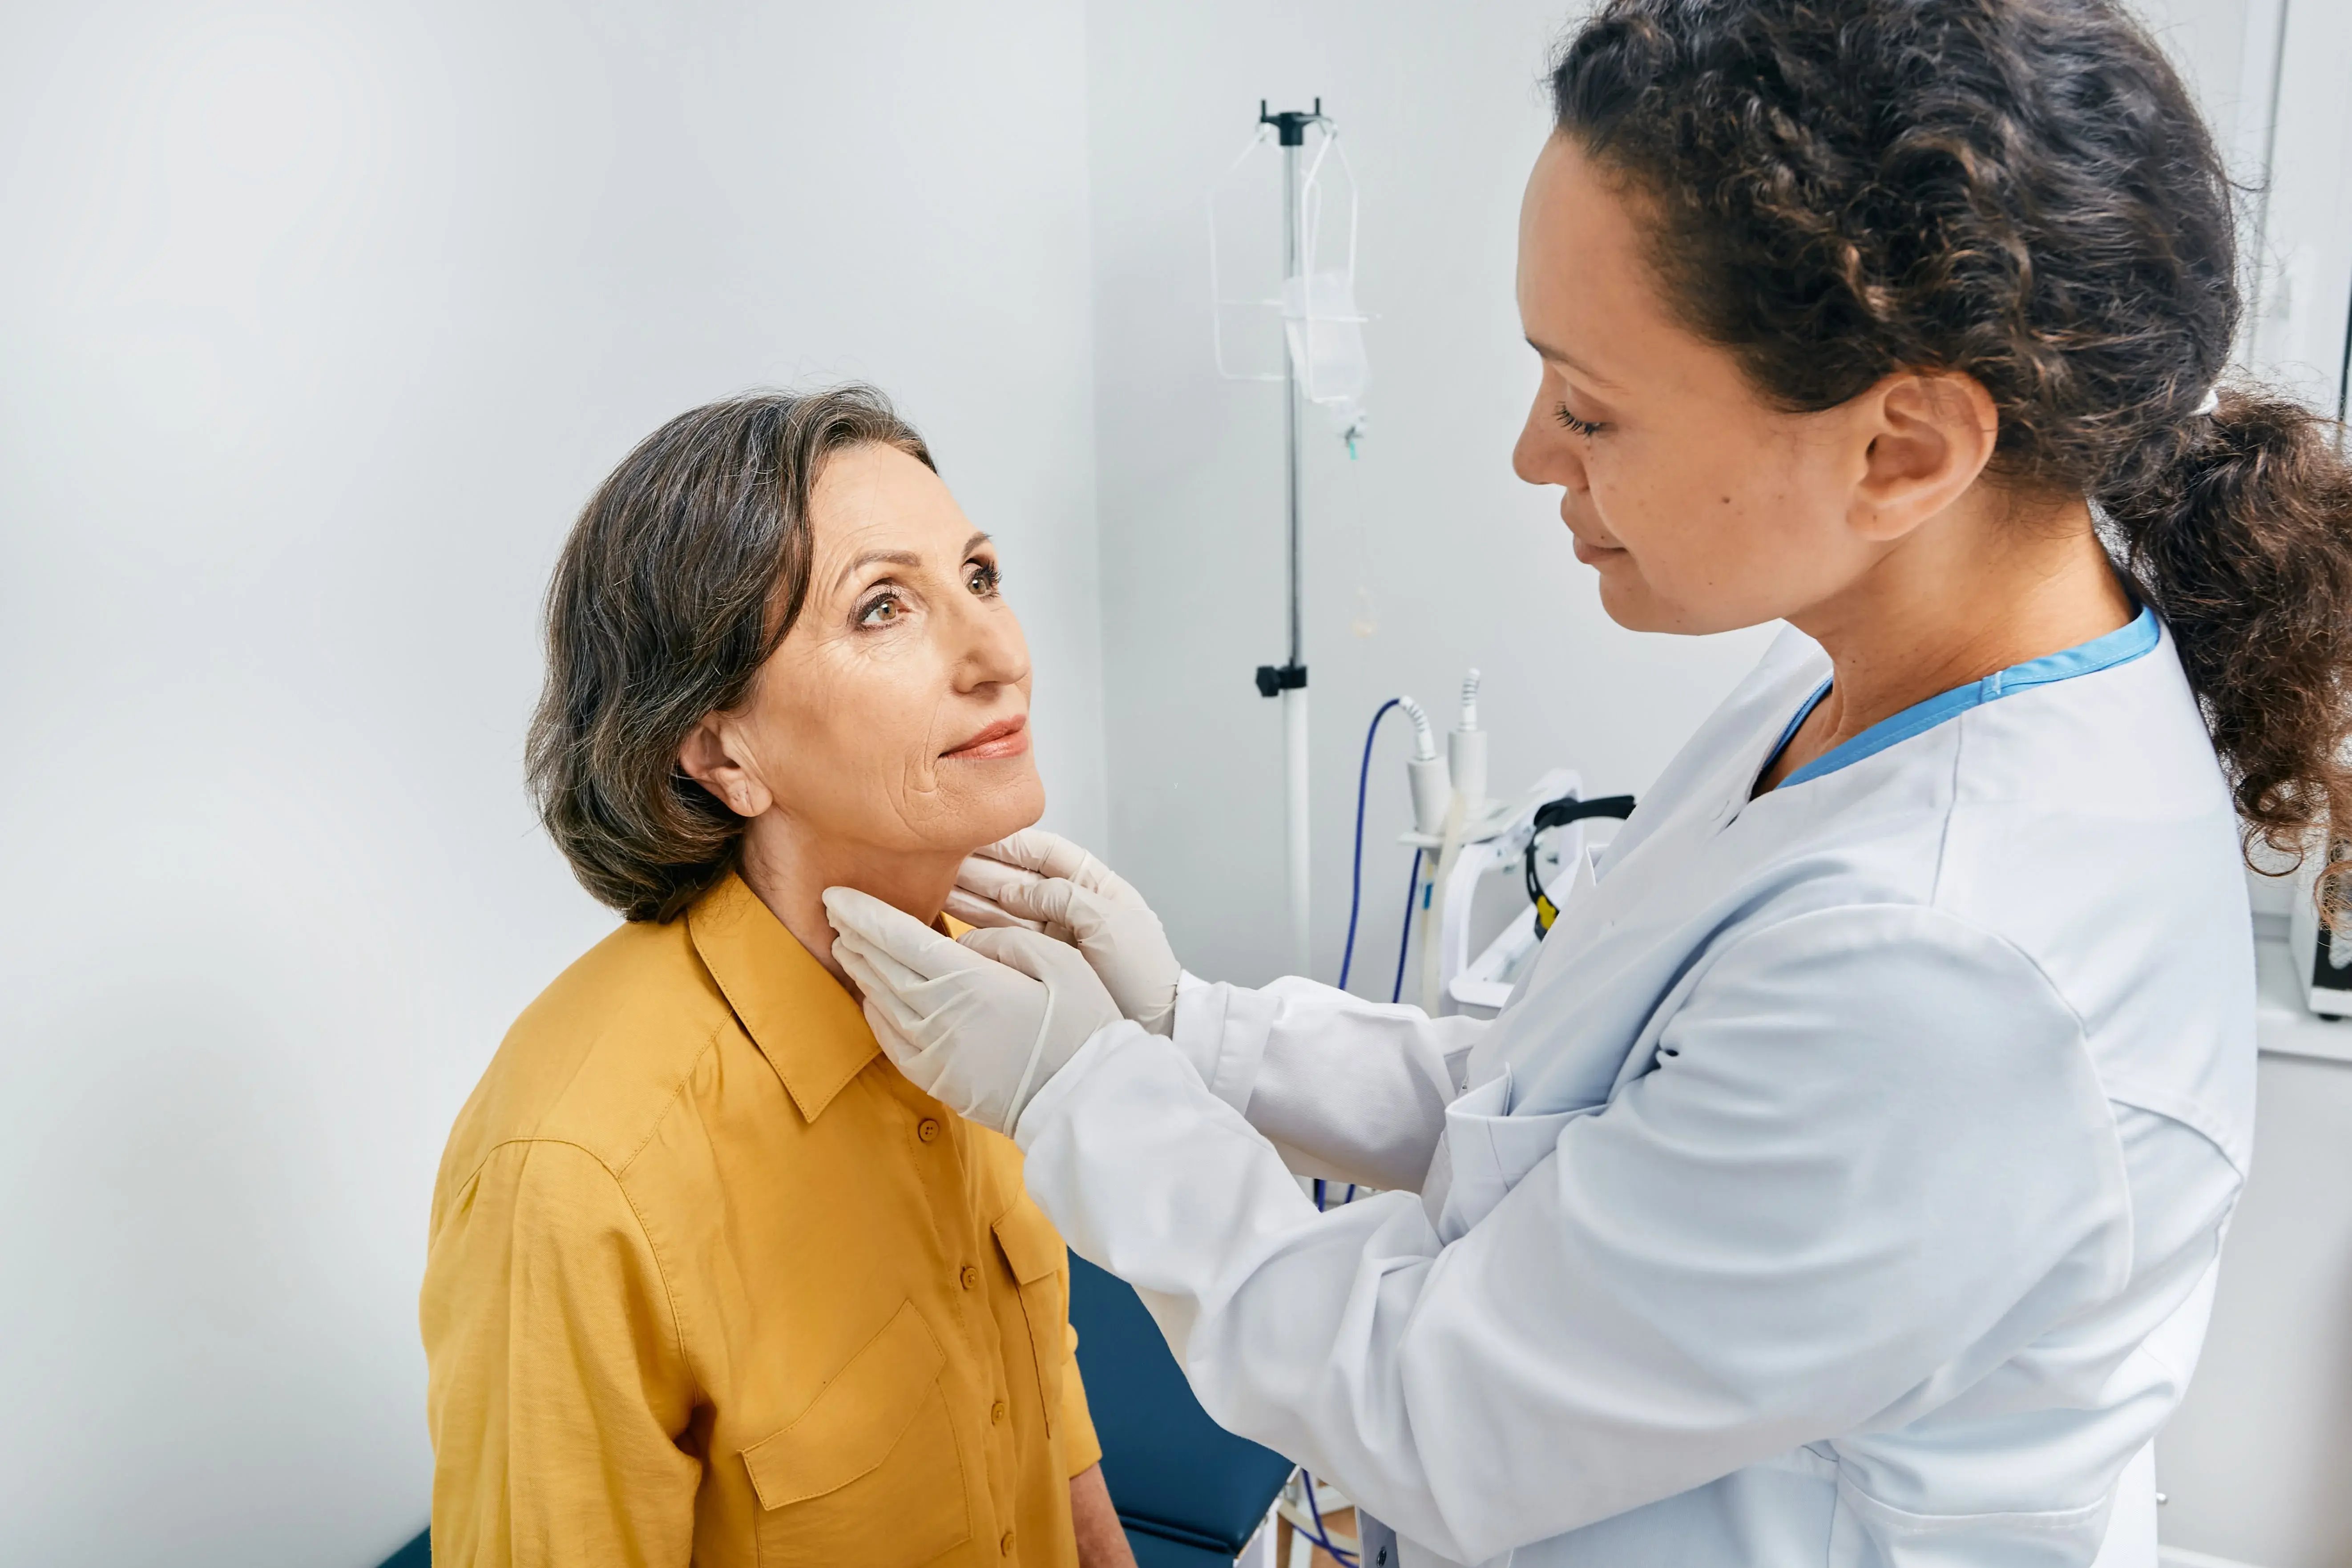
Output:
[525, 386, 934, 921]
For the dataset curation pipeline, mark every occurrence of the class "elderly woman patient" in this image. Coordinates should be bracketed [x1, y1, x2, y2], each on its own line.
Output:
[420, 386, 1134, 1568]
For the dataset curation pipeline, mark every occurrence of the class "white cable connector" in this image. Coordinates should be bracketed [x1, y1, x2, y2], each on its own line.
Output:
[1449, 668, 1488, 820]
[1399, 694, 1452, 835]
[1399, 695, 1438, 761]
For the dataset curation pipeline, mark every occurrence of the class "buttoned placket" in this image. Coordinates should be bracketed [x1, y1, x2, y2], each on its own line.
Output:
[685, 878, 1081, 1564]
[886, 1070, 1022, 1562]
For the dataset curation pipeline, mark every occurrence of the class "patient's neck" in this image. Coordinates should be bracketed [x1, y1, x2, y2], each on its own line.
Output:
[736, 816, 959, 992]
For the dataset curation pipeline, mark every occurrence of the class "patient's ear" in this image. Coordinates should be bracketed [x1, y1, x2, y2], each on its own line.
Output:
[678, 715, 773, 819]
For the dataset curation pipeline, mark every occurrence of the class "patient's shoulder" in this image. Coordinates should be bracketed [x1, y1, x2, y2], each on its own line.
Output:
[437, 918, 736, 1190]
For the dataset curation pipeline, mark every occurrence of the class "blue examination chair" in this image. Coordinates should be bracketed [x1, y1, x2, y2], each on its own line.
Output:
[1066, 1254, 1296, 1566]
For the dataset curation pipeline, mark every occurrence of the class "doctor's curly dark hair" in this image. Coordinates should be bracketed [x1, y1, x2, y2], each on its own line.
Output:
[1551, 0, 2352, 888]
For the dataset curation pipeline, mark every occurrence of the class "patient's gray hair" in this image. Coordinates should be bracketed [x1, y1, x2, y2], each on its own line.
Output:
[526, 385, 933, 921]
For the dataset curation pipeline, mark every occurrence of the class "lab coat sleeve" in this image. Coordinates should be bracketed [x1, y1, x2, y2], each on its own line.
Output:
[1170, 972, 1488, 1193]
[1019, 906, 2130, 1563]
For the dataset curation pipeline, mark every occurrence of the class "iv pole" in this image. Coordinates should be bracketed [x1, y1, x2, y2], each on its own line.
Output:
[1252, 100, 1320, 977]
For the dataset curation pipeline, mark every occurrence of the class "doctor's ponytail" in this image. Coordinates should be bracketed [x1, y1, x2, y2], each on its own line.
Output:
[2099, 393, 2352, 875]
[1552, 0, 2352, 884]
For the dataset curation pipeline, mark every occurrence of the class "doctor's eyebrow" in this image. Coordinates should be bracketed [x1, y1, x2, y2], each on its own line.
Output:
[1525, 335, 1621, 387]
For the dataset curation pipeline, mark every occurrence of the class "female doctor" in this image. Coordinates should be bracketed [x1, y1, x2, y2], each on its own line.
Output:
[826, 1, 2352, 1563]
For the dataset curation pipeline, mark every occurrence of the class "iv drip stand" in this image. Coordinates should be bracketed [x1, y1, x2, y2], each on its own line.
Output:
[1253, 99, 1319, 978]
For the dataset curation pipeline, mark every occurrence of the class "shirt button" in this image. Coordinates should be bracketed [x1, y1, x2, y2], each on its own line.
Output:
[917, 1118, 941, 1143]
[991, 1400, 1008, 1425]
[960, 1265, 980, 1291]
[1000, 1529, 1016, 1556]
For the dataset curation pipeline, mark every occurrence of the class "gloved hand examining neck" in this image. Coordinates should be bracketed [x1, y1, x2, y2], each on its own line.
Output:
[942, 829, 1182, 1036]
[824, 886, 1124, 1139]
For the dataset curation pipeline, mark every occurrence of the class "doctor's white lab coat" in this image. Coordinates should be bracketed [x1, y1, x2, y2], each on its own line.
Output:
[1014, 613, 2252, 1568]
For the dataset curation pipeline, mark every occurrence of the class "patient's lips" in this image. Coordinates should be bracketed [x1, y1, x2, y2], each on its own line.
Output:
[941, 715, 1030, 761]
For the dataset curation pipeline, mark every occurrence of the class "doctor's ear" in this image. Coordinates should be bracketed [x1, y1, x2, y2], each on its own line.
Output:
[1844, 371, 2001, 543]
[678, 714, 774, 820]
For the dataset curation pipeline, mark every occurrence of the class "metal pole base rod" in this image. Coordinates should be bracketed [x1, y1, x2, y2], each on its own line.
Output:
[1284, 685, 1311, 976]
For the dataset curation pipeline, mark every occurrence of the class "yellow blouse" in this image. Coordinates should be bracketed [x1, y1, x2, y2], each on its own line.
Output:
[420, 871, 1101, 1568]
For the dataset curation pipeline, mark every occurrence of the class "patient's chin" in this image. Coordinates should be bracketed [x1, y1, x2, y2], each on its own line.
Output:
[936, 768, 1045, 857]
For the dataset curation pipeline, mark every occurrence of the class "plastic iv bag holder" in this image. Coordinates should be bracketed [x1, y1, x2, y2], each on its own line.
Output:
[1207, 113, 1369, 433]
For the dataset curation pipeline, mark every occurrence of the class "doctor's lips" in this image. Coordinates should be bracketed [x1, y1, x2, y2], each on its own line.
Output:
[1569, 528, 1628, 566]
[942, 715, 1030, 761]
[1559, 504, 1626, 564]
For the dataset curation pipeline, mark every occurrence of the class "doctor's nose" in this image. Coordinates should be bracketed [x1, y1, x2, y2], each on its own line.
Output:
[1513, 395, 1590, 494]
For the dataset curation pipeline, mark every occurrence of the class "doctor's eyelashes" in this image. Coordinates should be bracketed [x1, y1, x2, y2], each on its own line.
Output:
[1553, 403, 1607, 437]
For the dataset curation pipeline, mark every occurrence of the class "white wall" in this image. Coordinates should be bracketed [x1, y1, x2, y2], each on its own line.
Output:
[1084, 0, 1775, 991]
[0, 3, 1103, 1564]
[2160, 1052, 2352, 1568]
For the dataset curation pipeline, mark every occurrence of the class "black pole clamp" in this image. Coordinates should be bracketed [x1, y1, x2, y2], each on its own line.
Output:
[1255, 662, 1308, 698]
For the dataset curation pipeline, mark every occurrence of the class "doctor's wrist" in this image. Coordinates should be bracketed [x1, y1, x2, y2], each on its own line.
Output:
[1169, 974, 1270, 1116]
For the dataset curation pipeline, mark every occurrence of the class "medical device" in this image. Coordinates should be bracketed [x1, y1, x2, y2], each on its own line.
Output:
[1337, 677, 1634, 1015]
[1448, 670, 1487, 827]
[1411, 767, 1573, 1013]
[1416, 783, 1634, 1018]
[1401, 696, 1449, 835]
[1335, 689, 1485, 996]
[2287, 843, 2352, 1017]
[1411, 674, 1499, 1010]
[1212, 100, 1368, 975]
[1338, 698, 1409, 995]
[1524, 794, 1636, 939]
[1333, 687, 1456, 1003]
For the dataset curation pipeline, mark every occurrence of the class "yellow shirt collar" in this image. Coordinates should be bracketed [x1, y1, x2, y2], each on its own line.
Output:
[687, 869, 967, 1124]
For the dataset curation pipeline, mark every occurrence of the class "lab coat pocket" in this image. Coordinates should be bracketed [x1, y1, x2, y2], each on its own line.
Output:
[1828, 1474, 2115, 1568]
[993, 1197, 1071, 1434]
[742, 1301, 971, 1568]
[1420, 1069, 1594, 1246]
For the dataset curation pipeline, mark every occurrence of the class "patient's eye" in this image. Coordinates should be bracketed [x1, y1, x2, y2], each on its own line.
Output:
[857, 589, 905, 627]
[966, 560, 1001, 598]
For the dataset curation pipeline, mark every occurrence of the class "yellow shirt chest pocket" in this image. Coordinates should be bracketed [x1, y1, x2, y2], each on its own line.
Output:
[741, 1302, 972, 1568]
[992, 1199, 1070, 1435]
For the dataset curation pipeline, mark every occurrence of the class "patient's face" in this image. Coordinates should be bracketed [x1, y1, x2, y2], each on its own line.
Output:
[732, 443, 1044, 859]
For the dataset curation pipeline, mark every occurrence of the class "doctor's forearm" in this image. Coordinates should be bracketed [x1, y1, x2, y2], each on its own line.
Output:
[1175, 975, 1478, 1192]
[1018, 1028, 1485, 1563]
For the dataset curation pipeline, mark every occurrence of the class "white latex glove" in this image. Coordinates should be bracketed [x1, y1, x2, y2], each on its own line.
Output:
[942, 828, 1182, 1036]
[823, 886, 1122, 1138]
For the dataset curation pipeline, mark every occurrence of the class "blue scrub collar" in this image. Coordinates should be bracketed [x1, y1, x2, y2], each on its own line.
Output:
[1767, 605, 2159, 790]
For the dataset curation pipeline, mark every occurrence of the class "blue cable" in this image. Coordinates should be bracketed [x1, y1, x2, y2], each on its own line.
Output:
[1303, 707, 1398, 1566]
[1301, 1470, 1359, 1566]
[1390, 847, 1422, 1005]
[1337, 699, 1403, 992]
